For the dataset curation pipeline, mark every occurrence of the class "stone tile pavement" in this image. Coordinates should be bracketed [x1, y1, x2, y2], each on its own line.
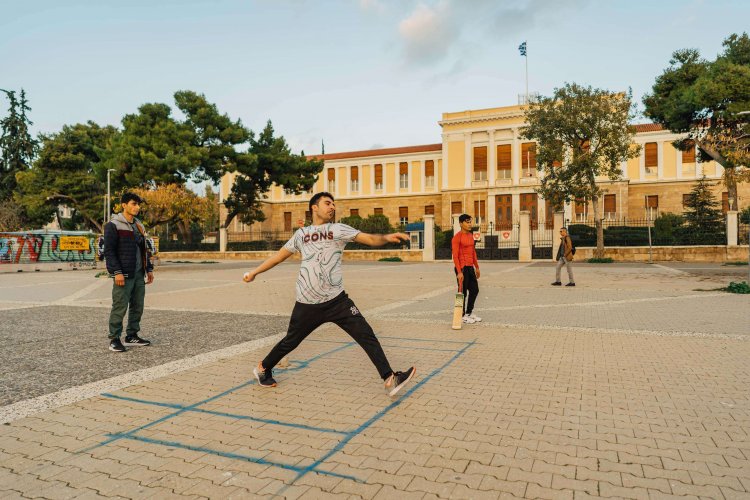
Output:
[0, 260, 748, 498]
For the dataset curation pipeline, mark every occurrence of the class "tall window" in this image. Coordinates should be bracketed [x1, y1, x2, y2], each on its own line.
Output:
[399, 206, 408, 226]
[644, 142, 658, 175]
[521, 143, 537, 177]
[646, 195, 659, 218]
[327, 168, 336, 192]
[350, 166, 359, 192]
[284, 212, 292, 232]
[604, 194, 616, 220]
[473, 146, 487, 181]
[682, 194, 691, 209]
[575, 197, 587, 222]
[424, 205, 435, 216]
[497, 144, 512, 179]
[451, 201, 462, 215]
[544, 199, 554, 229]
[520, 193, 538, 228]
[374, 207, 383, 216]
[350, 208, 359, 217]
[473, 200, 486, 223]
[425, 160, 435, 188]
[722, 192, 729, 214]
[682, 140, 696, 163]
[399, 162, 408, 189]
[374, 164, 383, 191]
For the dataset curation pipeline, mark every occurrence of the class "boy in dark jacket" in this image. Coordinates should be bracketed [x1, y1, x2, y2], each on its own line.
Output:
[104, 192, 154, 352]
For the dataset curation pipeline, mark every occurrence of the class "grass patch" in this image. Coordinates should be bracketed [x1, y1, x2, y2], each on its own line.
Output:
[378, 257, 403, 262]
[725, 281, 750, 294]
[94, 271, 109, 278]
[723, 261, 748, 266]
[166, 260, 218, 264]
[587, 257, 614, 263]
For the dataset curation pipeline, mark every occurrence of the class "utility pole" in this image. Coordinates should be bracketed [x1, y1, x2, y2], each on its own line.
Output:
[106, 169, 115, 223]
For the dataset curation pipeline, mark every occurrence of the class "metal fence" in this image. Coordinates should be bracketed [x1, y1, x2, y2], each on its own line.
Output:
[435, 222, 520, 260]
[566, 218, 727, 246]
[226, 230, 295, 251]
[740, 223, 750, 245]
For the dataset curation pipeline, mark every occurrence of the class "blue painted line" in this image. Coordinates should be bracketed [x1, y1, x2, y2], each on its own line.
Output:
[378, 335, 476, 344]
[115, 433, 363, 483]
[102, 393, 350, 435]
[276, 339, 477, 495]
[306, 338, 462, 352]
[80, 342, 357, 454]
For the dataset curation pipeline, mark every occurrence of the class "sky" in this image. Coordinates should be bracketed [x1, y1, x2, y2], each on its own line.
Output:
[2, 0, 749, 162]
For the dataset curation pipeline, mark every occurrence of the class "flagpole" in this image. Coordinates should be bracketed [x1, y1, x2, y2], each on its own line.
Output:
[525, 47, 529, 102]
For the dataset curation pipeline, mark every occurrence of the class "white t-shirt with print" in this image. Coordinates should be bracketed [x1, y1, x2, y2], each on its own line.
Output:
[283, 223, 361, 304]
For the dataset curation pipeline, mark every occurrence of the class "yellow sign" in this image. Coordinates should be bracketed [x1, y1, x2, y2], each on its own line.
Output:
[59, 236, 90, 251]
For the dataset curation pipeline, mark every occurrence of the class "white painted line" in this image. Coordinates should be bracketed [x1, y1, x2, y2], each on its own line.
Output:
[652, 263, 689, 275]
[0, 332, 285, 424]
[53, 278, 109, 305]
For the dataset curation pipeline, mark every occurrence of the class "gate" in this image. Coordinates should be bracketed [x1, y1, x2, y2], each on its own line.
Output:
[531, 221, 553, 259]
[434, 221, 519, 260]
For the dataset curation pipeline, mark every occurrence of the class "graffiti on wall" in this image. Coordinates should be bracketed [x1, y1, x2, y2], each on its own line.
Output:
[0, 232, 97, 265]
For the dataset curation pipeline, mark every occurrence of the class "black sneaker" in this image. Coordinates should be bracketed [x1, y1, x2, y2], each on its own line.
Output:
[109, 338, 126, 352]
[565, 282, 576, 287]
[551, 281, 562, 286]
[253, 364, 277, 388]
[385, 367, 416, 397]
[124, 335, 151, 346]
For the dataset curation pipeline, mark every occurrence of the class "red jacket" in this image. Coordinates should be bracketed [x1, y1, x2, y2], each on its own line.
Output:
[452, 231, 478, 272]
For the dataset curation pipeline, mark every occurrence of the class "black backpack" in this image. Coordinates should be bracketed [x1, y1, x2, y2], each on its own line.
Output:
[569, 236, 576, 255]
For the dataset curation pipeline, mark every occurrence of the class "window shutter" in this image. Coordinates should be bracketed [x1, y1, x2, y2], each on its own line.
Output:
[474, 200, 486, 218]
[399, 162, 408, 175]
[722, 192, 729, 213]
[424, 205, 434, 215]
[451, 201, 462, 214]
[646, 195, 658, 208]
[350, 166, 358, 181]
[374, 208, 383, 215]
[521, 143, 536, 169]
[575, 198, 586, 214]
[497, 144, 511, 170]
[327, 168, 335, 181]
[645, 143, 658, 168]
[374, 164, 383, 184]
[399, 207, 408, 218]
[473, 146, 487, 172]
[425, 160, 434, 177]
[682, 194, 691, 207]
[604, 194, 616, 213]
[682, 141, 696, 163]
[350, 209, 359, 217]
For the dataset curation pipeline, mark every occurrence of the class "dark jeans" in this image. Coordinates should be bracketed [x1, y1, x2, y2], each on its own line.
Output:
[262, 292, 393, 380]
[108, 269, 145, 339]
[454, 266, 479, 315]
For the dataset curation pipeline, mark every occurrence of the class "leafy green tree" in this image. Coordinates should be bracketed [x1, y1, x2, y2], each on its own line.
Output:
[0, 89, 38, 201]
[682, 175, 725, 242]
[643, 32, 750, 212]
[522, 83, 640, 257]
[15, 122, 117, 232]
[222, 121, 323, 228]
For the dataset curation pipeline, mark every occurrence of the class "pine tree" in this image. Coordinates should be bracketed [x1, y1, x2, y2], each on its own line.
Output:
[0, 89, 38, 201]
[682, 175, 725, 243]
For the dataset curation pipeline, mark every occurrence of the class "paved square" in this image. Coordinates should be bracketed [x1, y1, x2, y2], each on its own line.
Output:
[1, 260, 749, 498]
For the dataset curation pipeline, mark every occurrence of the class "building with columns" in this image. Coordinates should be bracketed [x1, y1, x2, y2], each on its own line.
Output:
[219, 103, 747, 233]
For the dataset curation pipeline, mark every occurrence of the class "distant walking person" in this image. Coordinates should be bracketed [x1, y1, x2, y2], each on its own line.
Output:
[552, 227, 575, 287]
[104, 192, 154, 352]
[452, 214, 481, 324]
[243, 192, 416, 397]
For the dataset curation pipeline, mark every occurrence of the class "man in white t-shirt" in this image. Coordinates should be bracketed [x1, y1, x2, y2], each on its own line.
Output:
[243, 192, 416, 397]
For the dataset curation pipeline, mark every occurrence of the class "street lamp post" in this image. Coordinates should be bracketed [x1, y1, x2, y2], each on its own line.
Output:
[105, 169, 115, 224]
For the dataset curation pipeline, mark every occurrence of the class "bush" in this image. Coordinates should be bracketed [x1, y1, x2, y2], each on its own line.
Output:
[568, 224, 596, 246]
[435, 227, 454, 249]
[739, 206, 750, 224]
[587, 257, 614, 263]
[227, 241, 269, 251]
[378, 257, 402, 262]
[725, 281, 750, 294]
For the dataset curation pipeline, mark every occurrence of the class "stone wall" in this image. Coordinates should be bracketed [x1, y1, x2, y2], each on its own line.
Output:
[571, 245, 749, 262]
[158, 249, 424, 262]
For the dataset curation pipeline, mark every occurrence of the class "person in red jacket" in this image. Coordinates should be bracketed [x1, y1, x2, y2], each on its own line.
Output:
[451, 214, 481, 324]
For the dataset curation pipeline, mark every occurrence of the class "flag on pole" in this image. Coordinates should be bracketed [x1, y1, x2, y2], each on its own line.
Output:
[518, 41, 527, 57]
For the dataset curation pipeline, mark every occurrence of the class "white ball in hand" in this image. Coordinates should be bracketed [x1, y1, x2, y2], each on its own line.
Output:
[243, 272, 251, 282]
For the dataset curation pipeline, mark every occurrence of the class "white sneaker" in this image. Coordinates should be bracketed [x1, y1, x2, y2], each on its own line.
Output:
[469, 313, 482, 322]
[462, 314, 476, 324]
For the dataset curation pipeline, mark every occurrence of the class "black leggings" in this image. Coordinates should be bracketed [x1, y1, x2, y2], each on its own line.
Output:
[455, 266, 479, 315]
[262, 292, 393, 380]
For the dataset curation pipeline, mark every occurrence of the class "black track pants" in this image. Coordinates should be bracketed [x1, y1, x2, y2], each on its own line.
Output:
[455, 266, 479, 315]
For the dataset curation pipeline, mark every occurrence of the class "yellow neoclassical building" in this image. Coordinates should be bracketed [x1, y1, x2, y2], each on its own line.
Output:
[220, 103, 747, 233]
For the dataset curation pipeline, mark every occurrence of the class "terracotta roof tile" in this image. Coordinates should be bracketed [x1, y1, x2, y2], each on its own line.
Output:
[632, 123, 664, 133]
[308, 143, 442, 161]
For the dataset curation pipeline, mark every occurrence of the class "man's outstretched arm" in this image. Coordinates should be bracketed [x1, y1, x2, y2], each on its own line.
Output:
[243, 248, 294, 282]
[354, 232, 409, 247]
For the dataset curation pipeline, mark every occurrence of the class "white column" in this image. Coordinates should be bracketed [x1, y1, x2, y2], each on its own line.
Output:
[696, 158, 703, 178]
[676, 149, 683, 180]
[219, 227, 227, 253]
[657, 142, 664, 179]
[419, 159, 425, 193]
[512, 128, 520, 185]
[620, 160, 628, 180]
[518, 211, 531, 262]
[423, 214, 435, 262]
[512, 193, 521, 220]
[488, 195, 496, 226]
[488, 130, 496, 186]
[727, 211, 738, 246]
[715, 162, 724, 178]
[465, 133, 472, 188]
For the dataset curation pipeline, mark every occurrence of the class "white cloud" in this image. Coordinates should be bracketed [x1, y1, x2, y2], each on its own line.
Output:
[359, 0, 385, 14]
[398, 1, 455, 65]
